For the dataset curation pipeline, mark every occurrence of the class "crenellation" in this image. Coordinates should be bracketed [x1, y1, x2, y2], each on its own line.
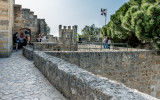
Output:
[34, 15, 37, 19]
[63, 26, 66, 29]
[68, 26, 71, 30]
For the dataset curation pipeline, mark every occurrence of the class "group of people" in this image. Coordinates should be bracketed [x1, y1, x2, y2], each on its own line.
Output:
[104, 36, 111, 49]
[37, 33, 46, 42]
[13, 29, 31, 51]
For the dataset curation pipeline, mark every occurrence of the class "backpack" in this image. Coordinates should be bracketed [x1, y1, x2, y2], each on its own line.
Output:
[106, 39, 108, 43]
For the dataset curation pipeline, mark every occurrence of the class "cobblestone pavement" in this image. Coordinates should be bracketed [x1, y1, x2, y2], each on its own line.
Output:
[0, 50, 66, 100]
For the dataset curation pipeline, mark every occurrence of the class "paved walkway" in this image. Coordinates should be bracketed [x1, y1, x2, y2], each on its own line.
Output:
[0, 50, 66, 100]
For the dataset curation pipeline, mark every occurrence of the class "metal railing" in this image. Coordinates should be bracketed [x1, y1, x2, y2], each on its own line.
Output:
[28, 42, 149, 52]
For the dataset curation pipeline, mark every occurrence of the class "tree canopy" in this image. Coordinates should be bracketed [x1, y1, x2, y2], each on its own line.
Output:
[102, 0, 160, 49]
[81, 24, 101, 41]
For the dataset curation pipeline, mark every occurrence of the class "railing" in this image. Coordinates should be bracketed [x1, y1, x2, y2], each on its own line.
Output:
[29, 42, 149, 52]
[77, 42, 129, 51]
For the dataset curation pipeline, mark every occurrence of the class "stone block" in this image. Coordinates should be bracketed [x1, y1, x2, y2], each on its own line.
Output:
[0, 14, 8, 20]
[0, 40, 7, 44]
[156, 91, 160, 98]
[0, 20, 9, 26]
[0, 26, 8, 30]
[0, 3, 8, 8]
[139, 54, 145, 59]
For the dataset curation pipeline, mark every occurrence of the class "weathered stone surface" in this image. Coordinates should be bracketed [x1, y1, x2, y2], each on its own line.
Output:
[45, 50, 160, 98]
[32, 42, 78, 51]
[22, 46, 34, 60]
[14, 5, 47, 42]
[0, 0, 13, 58]
[0, 20, 10, 26]
[32, 50, 158, 100]
[0, 51, 66, 100]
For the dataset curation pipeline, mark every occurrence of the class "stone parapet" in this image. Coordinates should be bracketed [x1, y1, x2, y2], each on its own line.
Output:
[22, 46, 34, 60]
[45, 50, 160, 98]
[32, 42, 78, 51]
[32, 51, 158, 100]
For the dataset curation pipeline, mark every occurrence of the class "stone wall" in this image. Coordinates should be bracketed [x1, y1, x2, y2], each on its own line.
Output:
[22, 46, 33, 60]
[59, 25, 77, 44]
[14, 5, 47, 42]
[0, 0, 14, 57]
[14, 4, 23, 33]
[46, 51, 160, 98]
[31, 50, 158, 100]
[37, 19, 47, 35]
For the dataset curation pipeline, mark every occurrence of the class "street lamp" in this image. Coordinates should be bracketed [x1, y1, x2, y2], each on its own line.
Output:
[101, 8, 107, 25]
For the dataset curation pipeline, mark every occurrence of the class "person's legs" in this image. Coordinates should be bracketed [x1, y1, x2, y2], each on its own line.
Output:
[104, 43, 106, 49]
[106, 44, 109, 49]
[108, 44, 110, 49]
[27, 37, 30, 44]
[16, 43, 18, 51]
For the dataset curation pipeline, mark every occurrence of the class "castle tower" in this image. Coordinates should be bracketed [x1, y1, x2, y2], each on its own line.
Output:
[0, 0, 14, 57]
[58, 25, 78, 44]
[59, 25, 62, 37]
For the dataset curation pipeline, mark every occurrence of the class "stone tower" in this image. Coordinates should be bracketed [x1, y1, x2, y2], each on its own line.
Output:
[0, 0, 14, 57]
[0, 0, 48, 57]
[59, 25, 77, 43]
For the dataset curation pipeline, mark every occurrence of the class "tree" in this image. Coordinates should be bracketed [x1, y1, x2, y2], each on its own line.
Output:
[46, 25, 50, 35]
[81, 24, 101, 41]
[102, 0, 160, 49]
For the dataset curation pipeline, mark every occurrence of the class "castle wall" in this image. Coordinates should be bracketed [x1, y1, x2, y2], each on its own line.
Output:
[22, 47, 159, 100]
[0, 0, 14, 57]
[32, 42, 78, 51]
[37, 19, 47, 35]
[59, 25, 77, 44]
[46, 51, 160, 99]
[14, 5, 23, 33]
[14, 5, 47, 42]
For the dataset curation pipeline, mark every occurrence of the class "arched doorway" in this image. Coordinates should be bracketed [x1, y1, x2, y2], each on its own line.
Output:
[20, 28, 31, 44]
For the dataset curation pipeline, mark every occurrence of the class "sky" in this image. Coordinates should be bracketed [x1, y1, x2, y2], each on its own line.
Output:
[15, 0, 129, 36]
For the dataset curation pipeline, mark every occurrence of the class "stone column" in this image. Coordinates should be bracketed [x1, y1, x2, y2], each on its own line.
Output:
[0, 0, 14, 57]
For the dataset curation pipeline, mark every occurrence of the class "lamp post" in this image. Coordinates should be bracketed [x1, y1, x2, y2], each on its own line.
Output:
[101, 8, 107, 25]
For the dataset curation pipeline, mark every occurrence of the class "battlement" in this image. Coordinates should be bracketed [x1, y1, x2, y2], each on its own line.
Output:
[30, 11, 34, 15]
[22, 8, 30, 13]
[59, 25, 77, 30]
[34, 15, 37, 19]
[14, 4, 22, 8]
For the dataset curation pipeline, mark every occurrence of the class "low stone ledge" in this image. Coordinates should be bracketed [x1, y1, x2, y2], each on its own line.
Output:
[33, 51, 158, 100]
[22, 46, 34, 60]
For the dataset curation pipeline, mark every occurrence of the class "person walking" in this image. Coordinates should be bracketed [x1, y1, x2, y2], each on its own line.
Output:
[104, 36, 108, 49]
[108, 37, 111, 49]
[19, 32, 26, 48]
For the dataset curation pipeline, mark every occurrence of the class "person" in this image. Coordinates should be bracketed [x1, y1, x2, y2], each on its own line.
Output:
[37, 34, 42, 42]
[24, 29, 31, 44]
[41, 33, 46, 42]
[108, 37, 111, 49]
[104, 36, 108, 49]
[19, 32, 26, 47]
[13, 32, 20, 51]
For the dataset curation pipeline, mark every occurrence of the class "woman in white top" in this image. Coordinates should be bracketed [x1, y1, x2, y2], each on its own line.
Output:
[107, 37, 111, 49]
[41, 33, 46, 42]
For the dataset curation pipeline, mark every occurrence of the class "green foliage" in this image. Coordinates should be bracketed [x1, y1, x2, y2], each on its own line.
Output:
[102, 0, 160, 49]
[81, 24, 101, 41]
[46, 25, 50, 35]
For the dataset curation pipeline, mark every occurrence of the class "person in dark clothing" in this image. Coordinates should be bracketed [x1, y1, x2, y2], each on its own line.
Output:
[13, 32, 20, 51]
[24, 29, 31, 45]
